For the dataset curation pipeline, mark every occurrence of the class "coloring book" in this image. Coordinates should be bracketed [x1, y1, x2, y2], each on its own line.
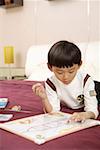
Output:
[0, 112, 100, 145]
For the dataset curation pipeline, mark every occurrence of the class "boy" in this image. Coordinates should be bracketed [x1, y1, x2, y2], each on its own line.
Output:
[32, 40, 98, 122]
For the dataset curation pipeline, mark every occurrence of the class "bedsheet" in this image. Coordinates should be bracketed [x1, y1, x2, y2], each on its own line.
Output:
[0, 80, 100, 150]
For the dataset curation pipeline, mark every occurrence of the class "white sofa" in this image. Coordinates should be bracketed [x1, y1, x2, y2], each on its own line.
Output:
[25, 41, 100, 82]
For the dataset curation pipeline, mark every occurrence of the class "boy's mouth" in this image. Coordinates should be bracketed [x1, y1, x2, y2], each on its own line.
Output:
[62, 80, 70, 84]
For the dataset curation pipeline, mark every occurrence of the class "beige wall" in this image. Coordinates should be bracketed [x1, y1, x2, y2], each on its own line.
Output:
[0, 0, 100, 68]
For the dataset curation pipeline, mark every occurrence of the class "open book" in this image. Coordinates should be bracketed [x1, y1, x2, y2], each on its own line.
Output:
[0, 112, 100, 145]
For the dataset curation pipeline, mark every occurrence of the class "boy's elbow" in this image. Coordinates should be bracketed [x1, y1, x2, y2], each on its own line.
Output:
[90, 111, 99, 119]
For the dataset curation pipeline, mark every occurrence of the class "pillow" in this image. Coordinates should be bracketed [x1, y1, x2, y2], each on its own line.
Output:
[27, 63, 52, 81]
[25, 44, 53, 81]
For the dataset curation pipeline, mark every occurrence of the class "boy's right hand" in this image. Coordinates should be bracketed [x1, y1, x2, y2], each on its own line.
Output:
[32, 83, 47, 99]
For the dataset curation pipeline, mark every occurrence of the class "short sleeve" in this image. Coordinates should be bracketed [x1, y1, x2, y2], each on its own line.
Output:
[83, 77, 99, 118]
[45, 82, 60, 112]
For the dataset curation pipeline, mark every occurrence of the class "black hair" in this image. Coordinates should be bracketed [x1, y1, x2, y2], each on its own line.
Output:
[48, 40, 82, 68]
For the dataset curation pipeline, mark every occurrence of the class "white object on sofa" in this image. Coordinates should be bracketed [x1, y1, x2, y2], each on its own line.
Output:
[82, 41, 100, 82]
[25, 44, 53, 81]
[25, 42, 100, 82]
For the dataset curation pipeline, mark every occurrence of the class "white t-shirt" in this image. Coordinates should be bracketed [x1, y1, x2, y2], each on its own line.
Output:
[45, 69, 98, 118]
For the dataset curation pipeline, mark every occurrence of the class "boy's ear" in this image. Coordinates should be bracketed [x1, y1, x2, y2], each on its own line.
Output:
[78, 60, 82, 69]
[47, 63, 52, 71]
[80, 60, 82, 66]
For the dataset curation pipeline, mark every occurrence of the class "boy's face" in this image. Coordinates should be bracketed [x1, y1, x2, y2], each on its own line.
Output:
[49, 64, 81, 85]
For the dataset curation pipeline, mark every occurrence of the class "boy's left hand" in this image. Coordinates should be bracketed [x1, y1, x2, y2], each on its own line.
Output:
[68, 111, 95, 123]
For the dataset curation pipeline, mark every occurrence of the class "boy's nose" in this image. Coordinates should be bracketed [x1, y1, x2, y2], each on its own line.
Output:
[63, 73, 69, 80]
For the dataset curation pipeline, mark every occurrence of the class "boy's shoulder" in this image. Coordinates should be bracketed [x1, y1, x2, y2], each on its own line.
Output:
[46, 75, 61, 87]
[49, 75, 59, 84]
[77, 67, 89, 80]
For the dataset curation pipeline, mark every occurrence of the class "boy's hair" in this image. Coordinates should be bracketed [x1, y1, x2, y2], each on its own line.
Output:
[48, 40, 82, 68]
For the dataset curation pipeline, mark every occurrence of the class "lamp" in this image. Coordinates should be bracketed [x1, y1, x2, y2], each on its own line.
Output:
[4, 46, 14, 80]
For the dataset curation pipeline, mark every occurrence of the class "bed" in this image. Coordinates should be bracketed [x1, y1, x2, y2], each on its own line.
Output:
[0, 41, 100, 149]
[0, 80, 100, 150]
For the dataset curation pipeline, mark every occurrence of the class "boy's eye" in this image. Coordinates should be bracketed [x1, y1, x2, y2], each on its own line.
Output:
[69, 70, 74, 73]
[57, 72, 63, 74]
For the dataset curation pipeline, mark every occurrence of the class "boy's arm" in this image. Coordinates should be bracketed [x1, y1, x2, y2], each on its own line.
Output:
[41, 96, 53, 113]
[32, 83, 53, 113]
[83, 76, 99, 119]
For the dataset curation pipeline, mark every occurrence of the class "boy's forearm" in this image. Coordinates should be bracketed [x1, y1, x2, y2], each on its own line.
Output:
[41, 97, 53, 113]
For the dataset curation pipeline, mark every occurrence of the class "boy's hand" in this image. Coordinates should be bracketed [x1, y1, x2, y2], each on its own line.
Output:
[68, 111, 95, 123]
[32, 83, 47, 99]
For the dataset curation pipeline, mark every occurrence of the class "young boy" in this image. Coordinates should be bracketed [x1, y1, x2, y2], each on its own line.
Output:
[32, 40, 98, 122]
